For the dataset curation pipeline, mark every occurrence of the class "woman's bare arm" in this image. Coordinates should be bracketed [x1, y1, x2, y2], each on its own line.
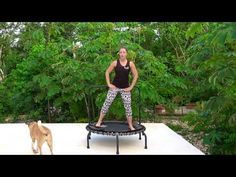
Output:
[124, 61, 138, 92]
[105, 61, 117, 89]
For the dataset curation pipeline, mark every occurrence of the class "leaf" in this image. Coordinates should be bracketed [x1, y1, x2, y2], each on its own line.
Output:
[205, 96, 225, 113]
[228, 113, 236, 126]
[204, 130, 222, 145]
[54, 97, 64, 107]
[186, 23, 205, 39]
[47, 84, 61, 98]
[210, 29, 228, 47]
[34, 92, 46, 103]
[31, 30, 45, 43]
[225, 27, 236, 43]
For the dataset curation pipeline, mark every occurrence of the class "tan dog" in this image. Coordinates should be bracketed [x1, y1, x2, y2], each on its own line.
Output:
[26, 120, 53, 155]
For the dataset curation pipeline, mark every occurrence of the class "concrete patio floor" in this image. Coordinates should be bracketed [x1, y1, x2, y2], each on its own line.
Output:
[0, 123, 204, 155]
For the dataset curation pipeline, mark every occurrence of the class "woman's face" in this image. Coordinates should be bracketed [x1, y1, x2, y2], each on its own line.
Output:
[119, 48, 127, 59]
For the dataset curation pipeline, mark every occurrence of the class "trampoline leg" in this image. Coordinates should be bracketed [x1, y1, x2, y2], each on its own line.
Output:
[142, 132, 147, 149]
[116, 134, 119, 155]
[87, 131, 91, 149]
[89, 131, 91, 139]
[139, 132, 141, 140]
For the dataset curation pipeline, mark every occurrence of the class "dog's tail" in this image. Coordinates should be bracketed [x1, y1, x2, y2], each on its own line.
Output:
[37, 120, 48, 135]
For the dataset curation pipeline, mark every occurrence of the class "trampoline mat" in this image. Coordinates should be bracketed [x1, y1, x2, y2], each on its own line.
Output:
[86, 121, 146, 136]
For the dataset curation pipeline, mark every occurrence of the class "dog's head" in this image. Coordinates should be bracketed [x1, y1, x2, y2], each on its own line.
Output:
[25, 119, 36, 126]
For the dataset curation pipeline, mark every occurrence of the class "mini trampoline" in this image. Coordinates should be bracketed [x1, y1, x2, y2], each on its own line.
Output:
[86, 85, 147, 154]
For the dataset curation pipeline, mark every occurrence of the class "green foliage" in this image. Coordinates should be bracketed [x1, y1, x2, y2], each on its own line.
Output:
[0, 23, 171, 122]
[184, 22, 236, 154]
[166, 123, 183, 132]
[186, 23, 209, 39]
[1, 22, 235, 154]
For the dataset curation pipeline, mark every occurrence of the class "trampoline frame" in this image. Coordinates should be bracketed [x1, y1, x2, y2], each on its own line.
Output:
[86, 85, 147, 154]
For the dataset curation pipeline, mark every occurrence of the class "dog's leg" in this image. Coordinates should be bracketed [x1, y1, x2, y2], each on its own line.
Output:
[38, 140, 43, 155]
[46, 134, 53, 155]
[31, 140, 35, 153]
[32, 139, 38, 154]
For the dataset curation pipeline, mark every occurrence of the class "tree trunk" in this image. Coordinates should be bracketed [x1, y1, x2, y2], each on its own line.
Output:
[48, 99, 51, 123]
[0, 45, 2, 62]
[164, 36, 180, 58]
[175, 37, 186, 60]
[84, 93, 90, 119]
[0, 45, 5, 81]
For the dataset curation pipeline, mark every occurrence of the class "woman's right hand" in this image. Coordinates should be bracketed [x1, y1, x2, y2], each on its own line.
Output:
[108, 84, 116, 90]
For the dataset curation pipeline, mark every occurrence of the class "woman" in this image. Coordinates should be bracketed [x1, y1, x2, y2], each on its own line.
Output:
[95, 47, 138, 130]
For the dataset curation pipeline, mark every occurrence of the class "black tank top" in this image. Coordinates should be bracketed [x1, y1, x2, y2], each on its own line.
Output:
[112, 59, 130, 88]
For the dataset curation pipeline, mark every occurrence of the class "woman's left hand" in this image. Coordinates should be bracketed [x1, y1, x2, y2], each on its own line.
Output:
[123, 87, 132, 92]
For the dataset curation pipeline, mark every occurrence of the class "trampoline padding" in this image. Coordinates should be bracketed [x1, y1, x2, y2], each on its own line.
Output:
[86, 121, 146, 136]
